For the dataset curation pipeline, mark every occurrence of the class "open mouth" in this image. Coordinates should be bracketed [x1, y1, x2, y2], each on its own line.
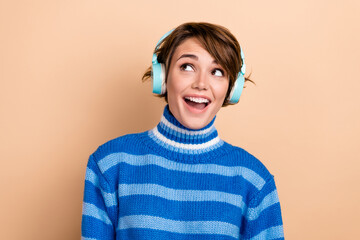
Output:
[184, 96, 211, 110]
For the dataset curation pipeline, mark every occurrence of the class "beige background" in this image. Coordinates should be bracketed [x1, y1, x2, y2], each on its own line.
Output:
[1, 0, 359, 239]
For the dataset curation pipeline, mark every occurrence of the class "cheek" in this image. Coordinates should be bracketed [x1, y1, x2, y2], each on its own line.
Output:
[166, 77, 182, 107]
[167, 74, 189, 96]
[213, 80, 229, 101]
[166, 77, 178, 98]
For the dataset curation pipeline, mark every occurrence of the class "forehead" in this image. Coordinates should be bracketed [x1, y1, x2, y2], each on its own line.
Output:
[172, 37, 213, 60]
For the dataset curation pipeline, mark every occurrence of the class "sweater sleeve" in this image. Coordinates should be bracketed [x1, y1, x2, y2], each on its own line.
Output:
[241, 176, 284, 240]
[81, 154, 118, 240]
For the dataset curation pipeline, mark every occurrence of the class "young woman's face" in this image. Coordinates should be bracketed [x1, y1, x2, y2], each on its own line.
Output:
[166, 37, 229, 129]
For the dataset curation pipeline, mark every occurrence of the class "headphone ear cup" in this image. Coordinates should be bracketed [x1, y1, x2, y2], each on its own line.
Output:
[152, 63, 166, 94]
[228, 72, 245, 104]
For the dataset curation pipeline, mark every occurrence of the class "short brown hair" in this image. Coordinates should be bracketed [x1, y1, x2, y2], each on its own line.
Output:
[142, 22, 253, 106]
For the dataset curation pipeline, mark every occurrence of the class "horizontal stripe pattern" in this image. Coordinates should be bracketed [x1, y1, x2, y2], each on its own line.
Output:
[97, 152, 265, 190]
[147, 105, 223, 154]
[149, 131, 224, 155]
[118, 194, 240, 225]
[82, 215, 115, 239]
[85, 168, 117, 207]
[150, 127, 223, 153]
[82, 202, 112, 226]
[116, 228, 238, 240]
[247, 190, 280, 221]
[81, 237, 97, 240]
[160, 115, 214, 136]
[157, 122, 218, 144]
[246, 225, 284, 240]
[118, 183, 245, 209]
[118, 215, 239, 239]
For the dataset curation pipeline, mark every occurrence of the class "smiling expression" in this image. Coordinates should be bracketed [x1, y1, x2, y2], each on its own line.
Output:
[166, 37, 229, 130]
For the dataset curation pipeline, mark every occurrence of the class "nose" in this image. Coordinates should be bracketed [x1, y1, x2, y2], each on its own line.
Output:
[191, 71, 209, 90]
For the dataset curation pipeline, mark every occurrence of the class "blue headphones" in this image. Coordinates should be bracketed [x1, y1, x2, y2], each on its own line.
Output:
[152, 29, 246, 104]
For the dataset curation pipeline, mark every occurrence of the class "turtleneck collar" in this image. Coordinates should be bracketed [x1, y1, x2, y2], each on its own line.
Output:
[145, 105, 229, 162]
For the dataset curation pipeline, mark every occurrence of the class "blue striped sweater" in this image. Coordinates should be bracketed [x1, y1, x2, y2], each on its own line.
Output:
[81, 105, 284, 239]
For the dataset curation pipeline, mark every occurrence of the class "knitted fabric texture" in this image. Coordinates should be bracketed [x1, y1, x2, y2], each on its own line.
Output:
[81, 105, 284, 240]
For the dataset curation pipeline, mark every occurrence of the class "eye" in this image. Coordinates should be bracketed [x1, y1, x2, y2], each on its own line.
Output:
[180, 63, 194, 72]
[212, 68, 224, 77]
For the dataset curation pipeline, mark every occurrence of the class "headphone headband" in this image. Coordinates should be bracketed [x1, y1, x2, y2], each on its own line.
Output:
[155, 29, 174, 51]
[152, 29, 174, 64]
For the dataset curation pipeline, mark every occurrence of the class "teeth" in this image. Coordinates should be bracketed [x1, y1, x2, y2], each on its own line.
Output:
[184, 96, 209, 103]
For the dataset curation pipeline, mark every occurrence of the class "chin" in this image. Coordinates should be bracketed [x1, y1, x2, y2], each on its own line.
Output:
[179, 115, 212, 130]
[183, 122, 205, 130]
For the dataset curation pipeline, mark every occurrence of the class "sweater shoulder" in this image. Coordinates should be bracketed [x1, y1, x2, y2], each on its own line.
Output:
[222, 141, 274, 183]
[91, 131, 148, 163]
[87, 131, 149, 187]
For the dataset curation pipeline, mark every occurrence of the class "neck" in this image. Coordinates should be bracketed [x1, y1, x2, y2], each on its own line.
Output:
[146, 105, 227, 161]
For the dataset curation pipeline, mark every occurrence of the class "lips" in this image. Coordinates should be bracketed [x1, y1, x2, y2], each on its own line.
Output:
[183, 95, 211, 111]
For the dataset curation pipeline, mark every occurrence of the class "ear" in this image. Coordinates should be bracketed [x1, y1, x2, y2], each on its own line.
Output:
[160, 63, 167, 94]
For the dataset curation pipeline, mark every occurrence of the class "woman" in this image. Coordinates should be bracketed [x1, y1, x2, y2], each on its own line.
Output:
[81, 22, 284, 240]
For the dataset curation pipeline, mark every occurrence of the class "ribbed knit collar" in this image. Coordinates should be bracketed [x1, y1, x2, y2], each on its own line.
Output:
[145, 105, 229, 162]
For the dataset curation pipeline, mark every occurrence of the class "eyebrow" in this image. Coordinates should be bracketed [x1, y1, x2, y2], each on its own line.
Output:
[176, 54, 218, 64]
[177, 54, 198, 61]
